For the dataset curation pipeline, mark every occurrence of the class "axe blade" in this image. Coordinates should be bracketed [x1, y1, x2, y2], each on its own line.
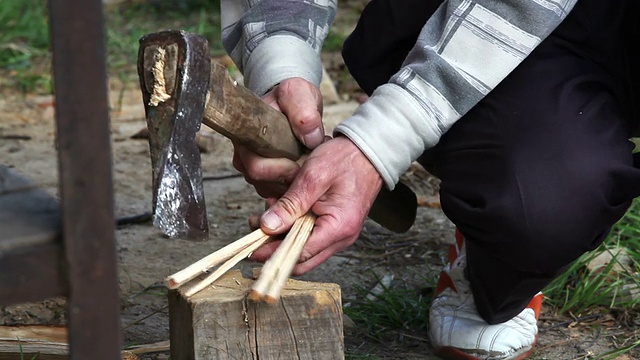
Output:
[137, 30, 210, 240]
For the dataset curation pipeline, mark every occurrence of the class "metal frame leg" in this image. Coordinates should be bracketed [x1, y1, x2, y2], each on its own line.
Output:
[49, 0, 122, 358]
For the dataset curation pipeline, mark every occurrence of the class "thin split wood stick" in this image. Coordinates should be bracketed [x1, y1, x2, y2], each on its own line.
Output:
[264, 213, 316, 303]
[249, 213, 316, 302]
[183, 233, 271, 297]
[248, 218, 304, 301]
[166, 228, 268, 289]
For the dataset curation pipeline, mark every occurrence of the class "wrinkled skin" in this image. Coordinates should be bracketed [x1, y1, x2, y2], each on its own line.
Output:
[233, 77, 383, 275]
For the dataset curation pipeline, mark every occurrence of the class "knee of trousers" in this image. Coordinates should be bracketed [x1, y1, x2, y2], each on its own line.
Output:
[443, 162, 633, 274]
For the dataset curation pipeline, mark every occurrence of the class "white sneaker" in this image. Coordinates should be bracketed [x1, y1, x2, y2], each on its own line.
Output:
[429, 230, 543, 360]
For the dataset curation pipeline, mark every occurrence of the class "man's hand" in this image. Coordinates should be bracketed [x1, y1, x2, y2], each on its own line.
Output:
[250, 136, 384, 275]
[234, 76, 382, 275]
[232, 77, 324, 198]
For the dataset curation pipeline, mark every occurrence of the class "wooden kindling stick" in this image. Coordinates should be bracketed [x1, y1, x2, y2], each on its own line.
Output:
[166, 229, 270, 289]
[249, 213, 317, 303]
[166, 213, 316, 302]
[182, 233, 271, 297]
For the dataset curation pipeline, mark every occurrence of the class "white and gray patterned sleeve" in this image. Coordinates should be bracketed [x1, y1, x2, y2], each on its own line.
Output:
[335, 0, 578, 189]
[221, 0, 337, 96]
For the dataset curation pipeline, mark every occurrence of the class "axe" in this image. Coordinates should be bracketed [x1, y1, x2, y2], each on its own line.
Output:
[137, 30, 417, 240]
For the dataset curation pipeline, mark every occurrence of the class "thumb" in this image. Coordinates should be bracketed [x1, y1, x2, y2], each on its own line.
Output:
[260, 176, 319, 234]
[276, 78, 324, 149]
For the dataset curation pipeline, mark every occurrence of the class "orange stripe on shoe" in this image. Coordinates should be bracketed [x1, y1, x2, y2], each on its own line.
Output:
[435, 271, 457, 295]
[455, 229, 464, 248]
[447, 230, 465, 263]
[527, 293, 544, 319]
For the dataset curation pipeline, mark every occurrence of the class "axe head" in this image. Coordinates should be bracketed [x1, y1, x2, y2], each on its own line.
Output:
[137, 30, 210, 240]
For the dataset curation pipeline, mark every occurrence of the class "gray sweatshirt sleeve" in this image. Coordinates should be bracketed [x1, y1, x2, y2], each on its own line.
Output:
[335, 0, 578, 189]
[222, 1, 577, 189]
[221, 0, 337, 96]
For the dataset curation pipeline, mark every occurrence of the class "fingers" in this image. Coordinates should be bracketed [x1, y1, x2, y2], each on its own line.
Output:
[289, 192, 365, 274]
[291, 246, 341, 276]
[260, 168, 327, 234]
[291, 217, 359, 275]
[233, 142, 300, 198]
[275, 78, 324, 149]
[248, 240, 283, 262]
[248, 198, 278, 230]
[256, 136, 382, 269]
[234, 145, 299, 183]
[248, 238, 344, 276]
[249, 213, 361, 276]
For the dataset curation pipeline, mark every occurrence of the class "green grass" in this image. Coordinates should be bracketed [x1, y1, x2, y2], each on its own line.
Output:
[0, 0, 51, 92]
[323, 29, 347, 51]
[0, 0, 49, 68]
[0, 0, 223, 93]
[105, 0, 223, 73]
[344, 275, 432, 338]
[544, 199, 640, 314]
[541, 199, 640, 358]
[343, 276, 432, 359]
[597, 337, 640, 360]
[18, 340, 39, 360]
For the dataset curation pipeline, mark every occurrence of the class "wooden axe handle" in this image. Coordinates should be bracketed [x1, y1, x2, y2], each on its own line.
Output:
[203, 61, 302, 160]
[203, 61, 417, 233]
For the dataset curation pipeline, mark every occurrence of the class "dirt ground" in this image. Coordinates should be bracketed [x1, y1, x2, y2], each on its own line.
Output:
[1, 2, 639, 359]
[1, 56, 637, 359]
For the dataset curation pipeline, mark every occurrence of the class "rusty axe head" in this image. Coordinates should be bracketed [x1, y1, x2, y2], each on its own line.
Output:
[137, 30, 210, 240]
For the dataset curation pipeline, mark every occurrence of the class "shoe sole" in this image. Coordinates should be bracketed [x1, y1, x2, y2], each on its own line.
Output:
[434, 335, 538, 360]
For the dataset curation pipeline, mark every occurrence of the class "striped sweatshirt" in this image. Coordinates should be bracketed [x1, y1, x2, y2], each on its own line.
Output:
[221, 0, 578, 189]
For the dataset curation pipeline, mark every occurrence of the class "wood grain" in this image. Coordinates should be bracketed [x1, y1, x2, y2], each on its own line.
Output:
[203, 61, 303, 161]
[170, 270, 344, 360]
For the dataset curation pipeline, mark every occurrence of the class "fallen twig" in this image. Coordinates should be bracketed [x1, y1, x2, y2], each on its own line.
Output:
[202, 173, 243, 181]
[541, 314, 602, 331]
[0, 135, 31, 140]
[123, 305, 168, 330]
[116, 212, 153, 227]
[128, 340, 170, 355]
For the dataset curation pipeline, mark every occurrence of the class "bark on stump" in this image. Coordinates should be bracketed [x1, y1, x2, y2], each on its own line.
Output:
[169, 270, 344, 360]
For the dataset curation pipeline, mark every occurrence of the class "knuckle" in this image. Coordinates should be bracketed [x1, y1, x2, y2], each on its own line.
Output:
[244, 160, 267, 182]
[299, 251, 312, 263]
[347, 222, 364, 242]
[277, 195, 301, 216]
[297, 169, 319, 187]
[242, 158, 257, 174]
[289, 106, 320, 130]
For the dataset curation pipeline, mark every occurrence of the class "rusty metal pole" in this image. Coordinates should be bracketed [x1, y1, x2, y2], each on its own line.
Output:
[48, 0, 122, 358]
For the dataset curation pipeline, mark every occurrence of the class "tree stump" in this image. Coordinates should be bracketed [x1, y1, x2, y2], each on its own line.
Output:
[169, 270, 344, 360]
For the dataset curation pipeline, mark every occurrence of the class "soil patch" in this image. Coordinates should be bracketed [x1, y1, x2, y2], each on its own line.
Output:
[1, 1, 638, 358]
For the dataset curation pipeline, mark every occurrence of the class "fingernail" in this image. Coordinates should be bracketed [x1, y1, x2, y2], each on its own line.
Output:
[303, 127, 324, 148]
[262, 210, 283, 232]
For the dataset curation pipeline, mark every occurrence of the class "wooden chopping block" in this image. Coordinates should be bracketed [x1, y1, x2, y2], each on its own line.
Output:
[169, 270, 344, 360]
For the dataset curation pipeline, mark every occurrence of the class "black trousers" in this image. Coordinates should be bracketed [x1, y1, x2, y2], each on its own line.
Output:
[343, 0, 640, 323]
